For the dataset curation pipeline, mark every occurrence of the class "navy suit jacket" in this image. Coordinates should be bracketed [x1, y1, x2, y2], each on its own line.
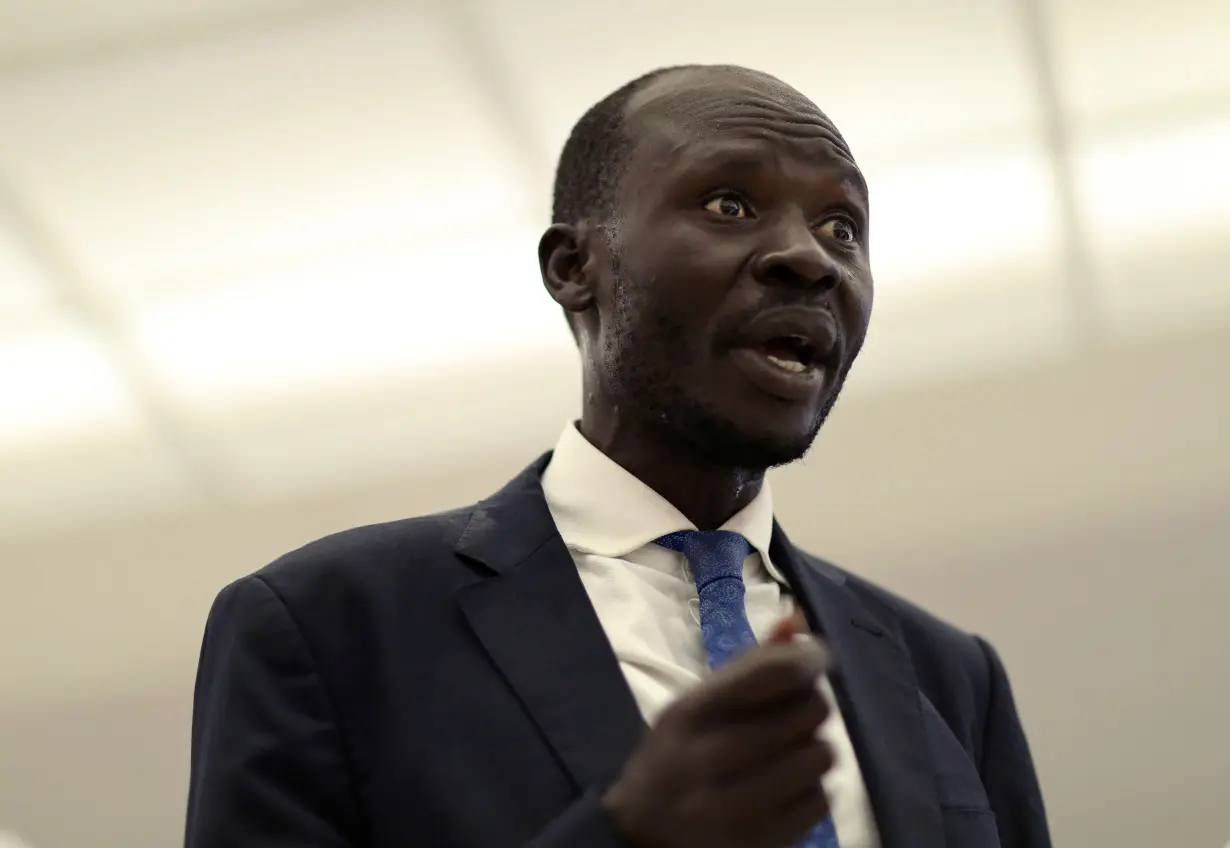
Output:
[186, 455, 1051, 847]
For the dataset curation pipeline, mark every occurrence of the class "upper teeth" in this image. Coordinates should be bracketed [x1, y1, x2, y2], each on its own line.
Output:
[765, 354, 810, 373]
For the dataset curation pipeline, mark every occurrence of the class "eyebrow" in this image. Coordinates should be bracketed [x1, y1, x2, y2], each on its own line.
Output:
[680, 142, 870, 204]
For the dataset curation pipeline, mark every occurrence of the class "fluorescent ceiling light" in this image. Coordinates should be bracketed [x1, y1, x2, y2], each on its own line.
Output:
[0, 320, 136, 449]
[1073, 114, 1230, 247]
[863, 143, 1061, 293]
[122, 228, 570, 407]
[1071, 113, 1230, 337]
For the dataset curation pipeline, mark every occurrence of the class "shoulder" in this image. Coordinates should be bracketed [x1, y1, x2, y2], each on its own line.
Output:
[852, 567, 988, 674]
[263, 505, 474, 587]
[213, 503, 483, 638]
[798, 551, 996, 703]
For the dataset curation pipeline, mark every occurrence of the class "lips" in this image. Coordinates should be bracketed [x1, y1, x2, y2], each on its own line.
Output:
[727, 307, 841, 402]
[735, 307, 839, 366]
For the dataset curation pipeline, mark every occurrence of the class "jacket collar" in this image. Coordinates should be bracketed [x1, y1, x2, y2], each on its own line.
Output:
[454, 455, 945, 845]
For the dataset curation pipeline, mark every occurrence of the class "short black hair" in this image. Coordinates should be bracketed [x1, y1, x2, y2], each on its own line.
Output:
[551, 65, 701, 226]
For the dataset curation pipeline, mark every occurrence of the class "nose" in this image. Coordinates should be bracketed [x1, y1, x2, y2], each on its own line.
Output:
[750, 217, 841, 292]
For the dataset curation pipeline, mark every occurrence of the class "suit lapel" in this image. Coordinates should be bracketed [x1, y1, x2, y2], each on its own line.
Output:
[452, 458, 948, 843]
[454, 456, 646, 792]
[771, 524, 947, 848]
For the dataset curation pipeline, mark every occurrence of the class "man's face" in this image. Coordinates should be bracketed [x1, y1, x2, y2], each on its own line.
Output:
[585, 69, 873, 469]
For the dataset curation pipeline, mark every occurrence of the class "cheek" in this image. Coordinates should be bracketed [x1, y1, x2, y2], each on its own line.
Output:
[616, 219, 745, 349]
[844, 270, 874, 329]
[842, 285, 874, 363]
[858, 281, 874, 325]
[604, 280, 687, 364]
[640, 216, 744, 285]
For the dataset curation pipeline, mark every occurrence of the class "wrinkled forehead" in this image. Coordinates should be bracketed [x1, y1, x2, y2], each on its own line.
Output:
[623, 67, 857, 169]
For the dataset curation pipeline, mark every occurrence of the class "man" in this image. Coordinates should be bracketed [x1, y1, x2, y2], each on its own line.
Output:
[186, 65, 1051, 847]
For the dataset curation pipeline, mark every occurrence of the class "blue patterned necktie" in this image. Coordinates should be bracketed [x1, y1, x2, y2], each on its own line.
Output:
[655, 530, 839, 848]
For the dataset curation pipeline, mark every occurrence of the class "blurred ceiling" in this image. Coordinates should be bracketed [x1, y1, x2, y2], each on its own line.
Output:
[0, 0, 1228, 539]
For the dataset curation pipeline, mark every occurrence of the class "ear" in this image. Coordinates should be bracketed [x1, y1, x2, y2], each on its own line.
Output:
[538, 223, 596, 317]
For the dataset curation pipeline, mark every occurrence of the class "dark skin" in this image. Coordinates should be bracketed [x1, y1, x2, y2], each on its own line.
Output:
[541, 66, 873, 532]
[540, 67, 874, 848]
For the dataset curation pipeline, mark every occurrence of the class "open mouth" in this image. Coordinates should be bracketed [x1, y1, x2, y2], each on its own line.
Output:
[753, 335, 818, 374]
[728, 307, 839, 399]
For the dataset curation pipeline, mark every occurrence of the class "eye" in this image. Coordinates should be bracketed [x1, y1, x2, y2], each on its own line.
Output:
[816, 216, 859, 244]
[703, 193, 750, 219]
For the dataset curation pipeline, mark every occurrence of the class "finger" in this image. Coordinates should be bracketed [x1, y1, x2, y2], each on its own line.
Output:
[691, 688, 830, 779]
[692, 640, 829, 715]
[721, 736, 835, 810]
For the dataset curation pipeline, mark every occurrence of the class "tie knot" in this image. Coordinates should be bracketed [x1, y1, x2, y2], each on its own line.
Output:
[655, 530, 752, 588]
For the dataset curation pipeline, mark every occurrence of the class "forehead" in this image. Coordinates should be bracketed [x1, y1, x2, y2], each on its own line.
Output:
[622, 68, 859, 180]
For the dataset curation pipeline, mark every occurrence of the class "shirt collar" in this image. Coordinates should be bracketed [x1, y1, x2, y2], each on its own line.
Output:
[541, 422, 782, 579]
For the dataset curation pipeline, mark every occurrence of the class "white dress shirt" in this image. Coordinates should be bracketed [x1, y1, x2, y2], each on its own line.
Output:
[541, 423, 881, 847]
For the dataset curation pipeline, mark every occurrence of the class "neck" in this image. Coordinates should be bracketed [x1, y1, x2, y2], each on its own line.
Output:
[577, 409, 764, 531]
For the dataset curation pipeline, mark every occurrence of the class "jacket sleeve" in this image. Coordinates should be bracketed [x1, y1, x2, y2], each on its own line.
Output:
[975, 637, 1053, 848]
[186, 575, 630, 848]
[185, 575, 363, 847]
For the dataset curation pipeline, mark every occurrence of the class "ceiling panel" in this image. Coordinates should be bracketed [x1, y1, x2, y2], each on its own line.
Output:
[0, 224, 56, 326]
[858, 139, 1062, 294]
[118, 227, 566, 410]
[848, 266, 1073, 400]
[196, 348, 578, 501]
[474, 0, 1042, 158]
[0, 0, 335, 63]
[0, 2, 529, 296]
[1073, 114, 1230, 245]
[1045, 0, 1230, 120]
[1074, 113, 1230, 338]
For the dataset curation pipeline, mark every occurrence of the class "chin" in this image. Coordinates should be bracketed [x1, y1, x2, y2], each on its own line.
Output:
[667, 402, 825, 471]
[724, 425, 820, 470]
